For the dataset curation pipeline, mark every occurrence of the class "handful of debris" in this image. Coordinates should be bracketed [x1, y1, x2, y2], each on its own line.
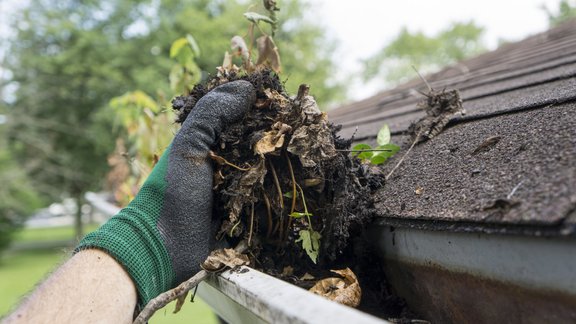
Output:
[172, 69, 384, 272]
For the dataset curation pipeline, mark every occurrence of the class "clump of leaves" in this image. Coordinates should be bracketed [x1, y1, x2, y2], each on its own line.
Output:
[351, 124, 400, 165]
[171, 1, 396, 272]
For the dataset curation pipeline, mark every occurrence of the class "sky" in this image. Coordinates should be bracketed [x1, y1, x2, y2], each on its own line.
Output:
[311, 0, 560, 101]
[0, 0, 564, 104]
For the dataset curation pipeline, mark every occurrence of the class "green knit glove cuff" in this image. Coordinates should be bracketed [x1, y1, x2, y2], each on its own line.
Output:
[76, 148, 175, 307]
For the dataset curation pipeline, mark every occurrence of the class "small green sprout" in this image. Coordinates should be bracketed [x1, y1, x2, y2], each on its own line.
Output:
[351, 124, 400, 165]
[288, 183, 320, 263]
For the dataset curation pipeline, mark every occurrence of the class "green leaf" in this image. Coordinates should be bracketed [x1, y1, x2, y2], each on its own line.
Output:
[370, 143, 400, 165]
[244, 12, 275, 25]
[283, 191, 297, 199]
[370, 155, 388, 165]
[186, 34, 200, 57]
[170, 38, 188, 59]
[377, 124, 391, 145]
[296, 229, 321, 263]
[375, 143, 400, 158]
[289, 211, 313, 218]
[351, 143, 373, 160]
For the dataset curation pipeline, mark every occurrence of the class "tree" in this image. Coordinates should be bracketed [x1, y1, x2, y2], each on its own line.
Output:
[362, 21, 486, 85]
[2, 0, 343, 237]
[0, 107, 44, 254]
[543, 0, 576, 26]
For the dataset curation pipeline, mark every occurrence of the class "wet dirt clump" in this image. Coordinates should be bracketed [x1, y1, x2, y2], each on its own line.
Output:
[172, 68, 408, 318]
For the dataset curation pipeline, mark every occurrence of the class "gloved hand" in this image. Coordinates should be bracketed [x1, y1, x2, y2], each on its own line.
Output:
[77, 80, 256, 307]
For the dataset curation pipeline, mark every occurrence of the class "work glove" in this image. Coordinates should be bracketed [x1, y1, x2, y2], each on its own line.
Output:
[77, 80, 256, 307]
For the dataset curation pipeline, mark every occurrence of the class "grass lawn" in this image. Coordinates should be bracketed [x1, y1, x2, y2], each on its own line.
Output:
[0, 226, 218, 324]
[13, 224, 100, 243]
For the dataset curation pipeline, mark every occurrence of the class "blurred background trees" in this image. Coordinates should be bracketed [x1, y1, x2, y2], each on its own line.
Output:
[0, 0, 341, 248]
[544, 0, 576, 26]
[362, 21, 486, 86]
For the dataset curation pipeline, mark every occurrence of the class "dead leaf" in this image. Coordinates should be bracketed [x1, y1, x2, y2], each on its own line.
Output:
[254, 122, 292, 155]
[254, 131, 285, 155]
[287, 121, 336, 167]
[226, 158, 267, 223]
[309, 268, 361, 307]
[411, 89, 463, 143]
[256, 35, 281, 73]
[300, 273, 315, 281]
[300, 95, 323, 124]
[231, 35, 249, 61]
[216, 51, 240, 77]
[201, 248, 250, 272]
[415, 186, 424, 195]
[231, 35, 253, 71]
[264, 88, 290, 110]
[281, 266, 294, 276]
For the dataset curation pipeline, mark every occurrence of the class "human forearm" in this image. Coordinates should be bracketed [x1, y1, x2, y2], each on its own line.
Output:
[4, 249, 137, 324]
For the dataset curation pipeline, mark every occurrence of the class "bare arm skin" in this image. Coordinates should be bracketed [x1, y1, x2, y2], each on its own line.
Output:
[3, 249, 137, 324]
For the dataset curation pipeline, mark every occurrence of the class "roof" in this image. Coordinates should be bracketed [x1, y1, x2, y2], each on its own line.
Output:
[330, 20, 576, 235]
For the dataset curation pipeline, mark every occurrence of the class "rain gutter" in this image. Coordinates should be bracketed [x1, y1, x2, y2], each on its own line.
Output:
[369, 223, 576, 323]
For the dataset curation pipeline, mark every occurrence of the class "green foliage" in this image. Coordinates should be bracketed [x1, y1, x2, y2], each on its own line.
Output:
[2, 0, 341, 213]
[543, 0, 576, 26]
[352, 124, 400, 165]
[363, 21, 486, 85]
[169, 35, 202, 94]
[0, 106, 44, 253]
[244, 12, 276, 25]
[288, 182, 319, 263]
[295, 229, 321, 264]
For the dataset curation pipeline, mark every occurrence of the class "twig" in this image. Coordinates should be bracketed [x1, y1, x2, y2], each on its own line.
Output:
[285, 154, 297, 214]
[209, 151, 251, 171]
[413, 65, 432, 92]
[268, 159, 284, 209]
[133, 243, 249, 324]
[262, 192, 274, 238]
[296, 183, 313, 229]
[507, 180, 524, 199]
[285, 153, 297, 240]
[385, 131, 422, 181]
[133, 270, 209, 324]
[248, 202, 255, 246]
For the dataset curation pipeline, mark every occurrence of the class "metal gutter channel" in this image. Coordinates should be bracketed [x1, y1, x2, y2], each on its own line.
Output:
[370, 225, 576, 323]
[197, 266, 390, 324]
[84, 193, 388, 323]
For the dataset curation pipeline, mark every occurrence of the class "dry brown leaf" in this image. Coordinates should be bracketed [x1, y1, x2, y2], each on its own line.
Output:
[254, 131, 285, 155]
[309, 268, 361, 307]
[300, 273, 315, 281]
[300, 95, 323, 124]
[281, 266, 294, 276]
[254, 122, 292, 155]
[287, 121, 336, 168]
[216, 51, 240, 77]
[256, 35, 281, 73]
[226, 158, 267, 223]
[264, 88, 290, 109]
[231, 35, 250, 61]
[201, 248, 250, 272]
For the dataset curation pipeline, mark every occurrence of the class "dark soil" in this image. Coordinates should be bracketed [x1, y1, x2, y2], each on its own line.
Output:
[172, 69, 410, 320]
